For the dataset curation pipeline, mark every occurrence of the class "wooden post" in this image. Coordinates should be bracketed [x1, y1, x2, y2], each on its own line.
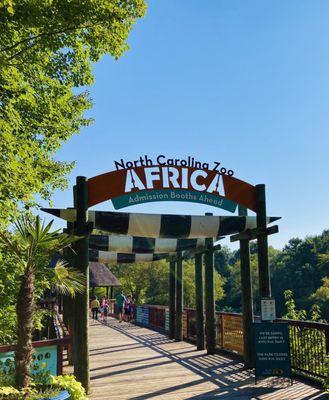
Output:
[110, 286, 114, 299]
[238, 205, 254, 368]
[256, 184, 271, 299]
[106, 286, 109, 299]
[169, 259, 176, 340]
[72, 176, 90, 392]
[195, 253, 205, 350]
[175, 253, 183, 341]
[63, 220, 74, 366]
[204, 214, 216, 354]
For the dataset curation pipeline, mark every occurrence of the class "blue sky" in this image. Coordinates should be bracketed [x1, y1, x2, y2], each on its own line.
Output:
[41, 0, 329, 249]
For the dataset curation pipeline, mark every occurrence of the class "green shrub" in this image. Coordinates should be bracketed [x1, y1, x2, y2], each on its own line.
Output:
[324, 357, 329, 392]
[0, 374, 87, 399]
[51, 375, 87, 400]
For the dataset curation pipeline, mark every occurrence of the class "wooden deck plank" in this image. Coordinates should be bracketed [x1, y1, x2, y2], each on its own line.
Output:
[88, 318, 327, 400]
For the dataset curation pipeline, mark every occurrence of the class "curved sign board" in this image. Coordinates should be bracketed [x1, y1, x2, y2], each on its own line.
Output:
[87, 165, 257, 212]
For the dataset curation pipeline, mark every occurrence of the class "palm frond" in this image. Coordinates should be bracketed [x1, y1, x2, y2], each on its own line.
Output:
[50, 260, 86, 297]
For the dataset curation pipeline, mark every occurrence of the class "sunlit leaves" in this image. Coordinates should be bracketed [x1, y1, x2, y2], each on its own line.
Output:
[0, 0, 146, 226]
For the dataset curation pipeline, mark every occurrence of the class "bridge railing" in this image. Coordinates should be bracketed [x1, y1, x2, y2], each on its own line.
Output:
[0, 311, 71, 379]
[122, 304, 328, 381]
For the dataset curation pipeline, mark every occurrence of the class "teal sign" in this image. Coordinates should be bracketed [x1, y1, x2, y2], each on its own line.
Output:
[0, 345, 58, 381]
[112, 189, 237, 212]
[254, 322, 291, 382]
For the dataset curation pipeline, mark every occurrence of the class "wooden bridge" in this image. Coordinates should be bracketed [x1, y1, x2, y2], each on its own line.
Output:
[86, 318, 326, 400]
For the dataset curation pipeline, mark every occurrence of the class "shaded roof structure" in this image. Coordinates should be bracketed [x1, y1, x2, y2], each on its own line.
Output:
[89, 262, 120, 288]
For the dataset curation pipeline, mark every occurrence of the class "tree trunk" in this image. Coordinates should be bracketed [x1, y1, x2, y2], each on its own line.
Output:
[15, 263, 35, 389]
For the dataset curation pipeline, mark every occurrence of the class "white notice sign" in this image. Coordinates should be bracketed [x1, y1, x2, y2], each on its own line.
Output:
[261, 298, 276, 321]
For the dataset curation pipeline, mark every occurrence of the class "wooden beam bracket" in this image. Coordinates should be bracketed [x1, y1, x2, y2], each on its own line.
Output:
[230, 225, 279, 243]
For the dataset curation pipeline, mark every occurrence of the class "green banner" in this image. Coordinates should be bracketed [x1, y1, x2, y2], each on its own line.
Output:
[254, 322, 291, 382]
[112, 189, 237, 212]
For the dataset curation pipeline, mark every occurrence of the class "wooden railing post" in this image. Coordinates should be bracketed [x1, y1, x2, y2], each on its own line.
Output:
[238, 205, 254, 368]
[205, 231, 216, 354]
[256, 184, 271, 299]
[195, 253, 205, 350]
[175, 253, 183, 341]
[72, 176, 90, 392]
[169, 259, 176, 339]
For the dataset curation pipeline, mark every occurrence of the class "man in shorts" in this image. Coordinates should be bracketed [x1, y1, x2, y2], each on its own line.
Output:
[115, 291, 126, 322]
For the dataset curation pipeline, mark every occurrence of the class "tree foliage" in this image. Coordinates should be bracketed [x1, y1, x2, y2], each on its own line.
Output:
[0, 216, 85, 388]
[110, 258, 225, 307]
[216, 230, 329, 321]
[0, 0, 146, 225]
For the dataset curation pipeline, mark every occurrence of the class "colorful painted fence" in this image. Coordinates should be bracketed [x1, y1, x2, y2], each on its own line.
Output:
[0, 337, 70, 380]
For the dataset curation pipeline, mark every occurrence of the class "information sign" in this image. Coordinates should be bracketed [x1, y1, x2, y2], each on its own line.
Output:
[261, 297, 276, 321]
[254, 322, 291, 383]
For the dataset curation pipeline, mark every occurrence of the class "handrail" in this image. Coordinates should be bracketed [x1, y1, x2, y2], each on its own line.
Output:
[0, 337, 71, 353]
[129, 304, 329, 381]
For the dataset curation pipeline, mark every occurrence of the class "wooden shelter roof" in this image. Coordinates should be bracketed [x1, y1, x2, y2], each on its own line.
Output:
[89, 262, 120, 288]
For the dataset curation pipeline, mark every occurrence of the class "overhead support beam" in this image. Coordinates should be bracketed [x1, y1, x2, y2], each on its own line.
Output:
[89, 235, 208, 253]
[204, 213, 216, 355]
[41, 208, 280, 239]
[72, 177, 90, 392]
[195, 253, 205, 350]
[169, 259, 176, 340]
[230, 225, 279, 242]
[175, 252, 183, 342]
[256, 184, 271, 299]
[89, 249, 169, 264]
[238, 205, 254, 368]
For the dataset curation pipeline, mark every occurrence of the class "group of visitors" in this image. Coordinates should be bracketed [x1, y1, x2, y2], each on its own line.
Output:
[90, 296, 111, 322]
[115, 291, 134, 323]
[90, 291, 134, 323]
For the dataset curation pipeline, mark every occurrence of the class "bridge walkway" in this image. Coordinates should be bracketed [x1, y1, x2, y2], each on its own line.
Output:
[88, 318, 326, 400]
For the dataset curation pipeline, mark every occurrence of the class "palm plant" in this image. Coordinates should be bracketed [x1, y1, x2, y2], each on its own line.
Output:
[0, 215, 84, 389]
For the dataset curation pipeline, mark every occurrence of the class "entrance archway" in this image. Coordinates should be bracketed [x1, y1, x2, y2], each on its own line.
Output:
[42, 161, 280, 391]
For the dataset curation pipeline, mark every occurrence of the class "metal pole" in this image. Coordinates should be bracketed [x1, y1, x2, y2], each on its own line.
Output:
[72, 176, 90, 392]
[175, 253, 183, 341]
[195, 253, 205, 350]
[204, 212, 216, 354]
[169, 259, 176, 340]
[256, 184, 271, 298]
[238, 205, 254, 368]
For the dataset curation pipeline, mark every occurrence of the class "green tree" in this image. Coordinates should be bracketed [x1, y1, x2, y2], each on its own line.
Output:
[309, 277, 329, 321]
[282, 289, 306, 320]
[0, 216, 85, 389]
[0, 0, 146, 225]
[111, 258, 225, 308]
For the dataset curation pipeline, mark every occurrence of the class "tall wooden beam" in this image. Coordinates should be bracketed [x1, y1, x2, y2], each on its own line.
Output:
[175, 253, 183, 341]
[204, 226, 216, 354]
[195, 253, 205, 350]
[169, 260, 176, 340]
[238, 205, 254, 368]
[72, 176, 90, 392]
[255, 184, 271, 299]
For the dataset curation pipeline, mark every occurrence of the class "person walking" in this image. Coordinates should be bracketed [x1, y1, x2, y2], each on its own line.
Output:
[115, 291, 126, 323]
[125, 295, 133, 322]
[90, 296, 100, 321]
[102, 300, 109, 323]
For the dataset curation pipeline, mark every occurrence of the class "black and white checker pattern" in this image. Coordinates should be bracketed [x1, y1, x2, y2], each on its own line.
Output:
[89, 249, 168, 264]
[41, 208, 279, 239]
[89, 235, 206, 253]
